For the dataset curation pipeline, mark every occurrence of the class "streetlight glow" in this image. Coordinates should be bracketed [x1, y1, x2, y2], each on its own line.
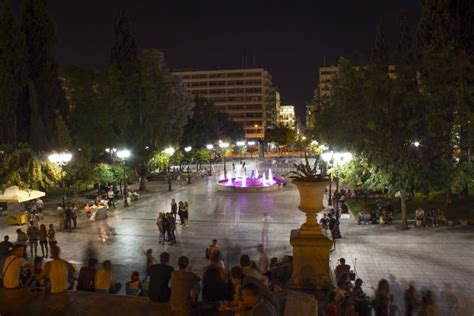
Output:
[184, 146, 192, 152]
[247, 141, 256, 146]
[117, 149, 131, 159]
[219, 142, 230, 149]
[48, 152, 72, 165]
[236, 141, 245, 147]
[206, 144, 214, 150]
[163, 147, 175, 156]
[413, 141, 420, 147]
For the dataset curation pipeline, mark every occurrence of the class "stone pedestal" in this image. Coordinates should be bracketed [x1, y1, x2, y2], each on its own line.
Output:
[290, 229, 333, 290]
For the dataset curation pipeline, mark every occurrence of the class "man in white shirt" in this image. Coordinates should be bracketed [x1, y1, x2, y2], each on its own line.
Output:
[2, 245, 29, 288]
[36, 198, 44, 213]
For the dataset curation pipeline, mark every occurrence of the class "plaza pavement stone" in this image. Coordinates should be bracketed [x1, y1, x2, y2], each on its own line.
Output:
[0, 161, 473, 315]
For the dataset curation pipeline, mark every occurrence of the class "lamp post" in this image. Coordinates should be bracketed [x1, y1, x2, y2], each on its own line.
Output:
[116, 149, 131, 207]
[321, 151, 334, 206]
[219, 142, 230, 179]
[206, 144, 214, 176]
[48, 152, 73, 206]
[163, 147, 175, 191]
[184, 146, 192, 184]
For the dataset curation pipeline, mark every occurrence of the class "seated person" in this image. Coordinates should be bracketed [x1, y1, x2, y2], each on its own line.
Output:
[221, 282, 278, 315]
[370, 210, 378, 224]
[334, 258, 351, 282]
[436, 209, 446, 225]
[358, 211, 366, 225]
[415, 208, 425, 227]
[340, 201, 349, 214]
[319, 214, 329, 230]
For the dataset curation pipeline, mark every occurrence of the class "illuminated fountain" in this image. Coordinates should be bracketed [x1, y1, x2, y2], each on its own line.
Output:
[217, 168, 284, 192]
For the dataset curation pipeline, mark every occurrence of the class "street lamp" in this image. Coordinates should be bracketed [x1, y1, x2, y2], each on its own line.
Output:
[116, 149, 131, 207]
[184, 146, 192, 184]
[48, 152, 73, 206]
[219, 142, 230, 179]
[163, 147, 175, 191]
[206, 144, 214, 176]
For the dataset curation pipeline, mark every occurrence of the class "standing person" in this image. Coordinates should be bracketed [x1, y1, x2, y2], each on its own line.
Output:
[207, 239, 220, 259]
[170, 256, 201, 315]
[64, 204, 72, 232]
[2, 245, 29, 289]
[27, 223, 40, 258]
[371, 279, 391, 316]
[71, 203, 78, 229]
[419, 291, 438, 316]
[329, 214, 337, 251]
[30, 210, 40, 228]
[148, 252, 174, 302]
[0, 235, 13, 263]
[257, 244, 270, 276]
[404, 285, 419, 316]
[56, 204, 65, 231]
[144, 248, 157, 276]
[77, 258, 98, 292]
[95, 260, 121, 294]
[177, 201, 185, 225]
[261, 213, 272, 247]
[156, 213, 165, 245]
[170, 199, 178, 219]
[183, 201, 189, 226]
[38, 224, 49, 258]
[43, 246, 75, 294]
[47, 224, 57, 247]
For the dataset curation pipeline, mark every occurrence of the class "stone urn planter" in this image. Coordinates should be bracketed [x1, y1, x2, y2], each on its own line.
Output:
[292, 179, 330, 236]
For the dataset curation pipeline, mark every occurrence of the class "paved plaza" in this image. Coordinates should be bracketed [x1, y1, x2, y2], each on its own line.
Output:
[0, 163, 473, 315]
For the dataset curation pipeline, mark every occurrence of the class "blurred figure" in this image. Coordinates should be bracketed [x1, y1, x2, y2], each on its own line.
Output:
[261, 213, 272, 247]
[438, 283, 458, 315]
[404, 284, 419, 316]
[419, 290, 438, 316]
[371, 279, 390, 316]
[77, 258, 98, 292]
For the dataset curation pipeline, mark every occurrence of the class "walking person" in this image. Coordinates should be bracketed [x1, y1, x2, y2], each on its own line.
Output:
[163, 213, 171, 242]
[38, 224, 49, 258]
[64, 204, 72, 232]
[178, 201, 185, 225]
[156, 213, 165, 245]
[57, 204, 65, 231]
[169, 214, 177, 244]
[170, 199, 178, 219]
[43, 246, 75, 294]
[107, 188, 115, 209]
[183, 202, 189, 226]
[261, 213, 272, 248]
[71, 203, 78, 229]
[47, 224, 57, 247]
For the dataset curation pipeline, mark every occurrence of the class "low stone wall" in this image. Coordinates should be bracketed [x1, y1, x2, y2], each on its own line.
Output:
[0, 288, 171, 316]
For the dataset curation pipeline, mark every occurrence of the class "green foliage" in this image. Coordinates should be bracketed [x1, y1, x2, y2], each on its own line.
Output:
[92, 163, 130, 185]
[265, 125, 296, 147]
[0, 145, 60, 190]
[56, 115, 72, 150]
[193, 148, 211, 161]
[340, 157, 390, 191]
[148, 152, 170, 172]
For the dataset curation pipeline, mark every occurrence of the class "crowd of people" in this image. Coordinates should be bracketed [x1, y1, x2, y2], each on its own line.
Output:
[414, 208, 447, 227]
[329, 257, 458, 316]
[156, 199, 190, 245]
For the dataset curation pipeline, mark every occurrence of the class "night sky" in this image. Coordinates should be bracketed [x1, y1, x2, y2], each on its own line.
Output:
[38, 0, 419, 115]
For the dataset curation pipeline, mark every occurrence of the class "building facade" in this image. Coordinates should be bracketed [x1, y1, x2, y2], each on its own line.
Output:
[319, 65, 396, 97]
[279, 105, 296, 130]
[172, 68, 276, 139]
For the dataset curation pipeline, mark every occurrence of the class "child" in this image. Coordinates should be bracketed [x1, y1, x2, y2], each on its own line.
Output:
[143, 248, 156, 276]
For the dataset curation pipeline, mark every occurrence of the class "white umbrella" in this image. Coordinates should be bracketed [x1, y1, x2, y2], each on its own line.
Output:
[0, 186, 46, 203]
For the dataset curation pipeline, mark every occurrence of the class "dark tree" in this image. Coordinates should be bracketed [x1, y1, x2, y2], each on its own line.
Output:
[0, 0, 27, 145]
[21, 0, 68, 150]
[372, 19, 389, 66]
[110, 10, 137, 71]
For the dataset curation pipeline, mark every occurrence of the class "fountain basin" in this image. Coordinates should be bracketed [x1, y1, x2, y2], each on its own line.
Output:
[216, 174, 285, 193]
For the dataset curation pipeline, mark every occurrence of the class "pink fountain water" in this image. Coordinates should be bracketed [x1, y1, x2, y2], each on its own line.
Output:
[217, 168, 284, 191]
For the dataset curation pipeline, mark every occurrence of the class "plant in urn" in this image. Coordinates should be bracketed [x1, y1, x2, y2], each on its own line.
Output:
[288, 153, 330, 236]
